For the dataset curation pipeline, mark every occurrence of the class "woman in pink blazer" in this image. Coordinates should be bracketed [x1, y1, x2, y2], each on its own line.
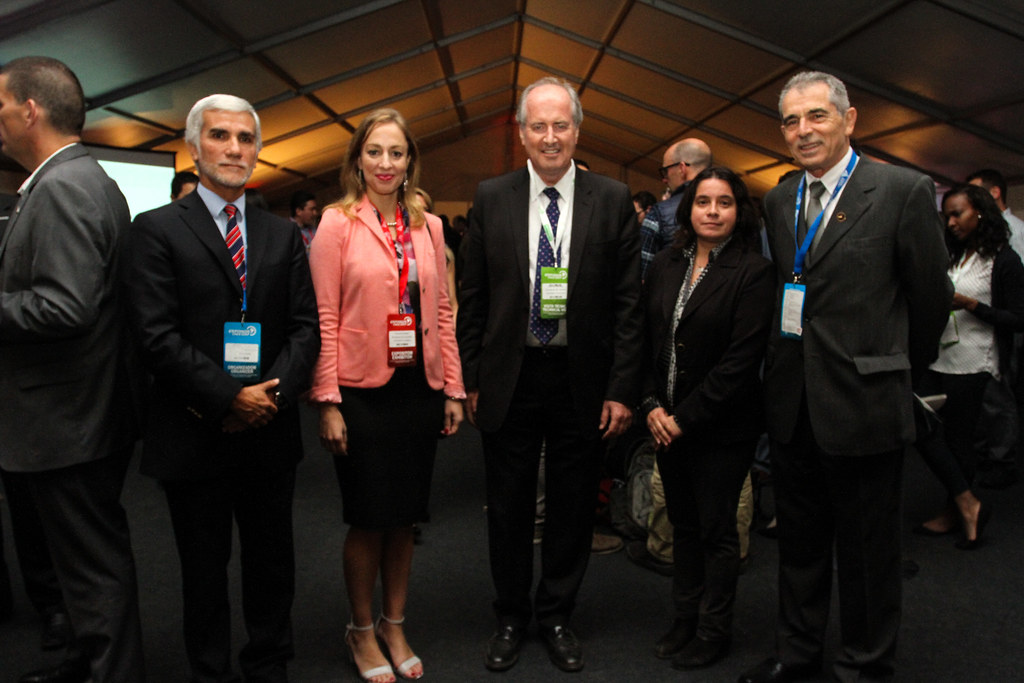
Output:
[309, 108, 464, 683]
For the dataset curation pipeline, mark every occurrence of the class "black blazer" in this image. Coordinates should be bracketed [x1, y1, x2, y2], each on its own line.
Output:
[126, 191, 320, 480]
[642, 240, 775, 444]
[457, 167, 643, 433]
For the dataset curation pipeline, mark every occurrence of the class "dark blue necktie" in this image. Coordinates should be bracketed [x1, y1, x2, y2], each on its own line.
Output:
[530, 187, 560, 344]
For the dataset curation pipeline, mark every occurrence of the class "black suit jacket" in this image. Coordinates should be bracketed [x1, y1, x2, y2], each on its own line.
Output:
[457, 167, 643, 433]
[126, 191, 320, 480]
[642, 240, 775, 444]
[762, 157, 952, 455]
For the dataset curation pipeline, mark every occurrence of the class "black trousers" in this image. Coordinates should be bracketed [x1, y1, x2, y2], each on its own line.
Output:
[0, 467, 65, 617]
[917, 370, 990, 496]
[658, 437, 755, 641]
[26, 446, 145, 682]
[163, 460, 296, 683]
[481, 348, 603, 629]
[772, 404, 903, 683]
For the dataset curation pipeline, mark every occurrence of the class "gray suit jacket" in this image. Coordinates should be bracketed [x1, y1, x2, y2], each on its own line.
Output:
[0, 144, 137, 471]
[762, 157, 953, 455]
[457, 167, 643, 433]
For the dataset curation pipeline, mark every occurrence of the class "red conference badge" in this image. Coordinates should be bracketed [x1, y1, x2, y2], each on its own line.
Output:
[387, 313, 417, 367]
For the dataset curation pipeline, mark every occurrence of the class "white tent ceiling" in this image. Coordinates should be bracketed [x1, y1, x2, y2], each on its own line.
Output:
[2, 0, 1023, 207]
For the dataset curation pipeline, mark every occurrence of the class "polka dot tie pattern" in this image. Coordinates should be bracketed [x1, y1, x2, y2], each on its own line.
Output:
[529, 187, 560, 344]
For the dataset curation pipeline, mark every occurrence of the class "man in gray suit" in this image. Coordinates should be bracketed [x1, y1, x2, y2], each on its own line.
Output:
[738, 72, 952, 683]
[0, 56, 144, 683]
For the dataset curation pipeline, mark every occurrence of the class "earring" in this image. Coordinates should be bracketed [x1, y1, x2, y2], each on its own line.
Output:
[403, 177, 408, 191]
[358, 168, 364, 187]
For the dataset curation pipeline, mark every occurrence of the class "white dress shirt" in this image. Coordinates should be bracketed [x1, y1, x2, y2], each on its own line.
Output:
[803, 145, 857, 241]
[931, 251, 999, 378]
[526, 159, 575, 346]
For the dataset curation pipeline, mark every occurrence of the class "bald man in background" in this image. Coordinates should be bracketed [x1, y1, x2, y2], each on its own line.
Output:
[639, 138, 711, 278]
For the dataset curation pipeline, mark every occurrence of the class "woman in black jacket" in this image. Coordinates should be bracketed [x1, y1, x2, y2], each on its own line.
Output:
[913, 183, 1024, 549]
[640, 166, 775, 670]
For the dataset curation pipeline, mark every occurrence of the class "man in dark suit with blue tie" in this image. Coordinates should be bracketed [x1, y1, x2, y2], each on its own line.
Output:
[738, 72, 952, 683]
[458, 77, 643, 674]
[126, 94, 319, 683]
[0, 56, 144, 683]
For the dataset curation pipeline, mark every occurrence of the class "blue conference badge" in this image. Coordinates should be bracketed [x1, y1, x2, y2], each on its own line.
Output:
[223, 322, 262, 380]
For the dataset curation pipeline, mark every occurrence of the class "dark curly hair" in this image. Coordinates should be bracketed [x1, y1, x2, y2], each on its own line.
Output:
[673, 166, 761, 252]
[941, 183, 1009, 267]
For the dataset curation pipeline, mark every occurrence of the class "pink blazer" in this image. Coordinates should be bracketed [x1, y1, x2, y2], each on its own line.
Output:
[308, 197, 465, 402]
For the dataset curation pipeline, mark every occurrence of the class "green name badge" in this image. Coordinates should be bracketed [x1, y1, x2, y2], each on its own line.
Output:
[540, 267, 568, 319]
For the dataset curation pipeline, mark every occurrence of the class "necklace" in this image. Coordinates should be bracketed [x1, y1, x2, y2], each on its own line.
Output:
[385, 221, 397, 228]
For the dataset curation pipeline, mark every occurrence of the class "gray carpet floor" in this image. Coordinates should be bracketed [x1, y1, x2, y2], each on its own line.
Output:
[2, 406, 1022, 682]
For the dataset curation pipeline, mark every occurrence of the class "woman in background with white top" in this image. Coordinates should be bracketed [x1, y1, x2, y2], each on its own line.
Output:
[914, 184, 1024, 549]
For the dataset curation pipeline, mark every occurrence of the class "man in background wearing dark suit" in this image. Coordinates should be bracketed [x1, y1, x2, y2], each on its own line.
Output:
[126, 94, 319, 683]
[738, 72, 952, 683]
[458, 77, 642, 674]
[0, 56, 144, 683]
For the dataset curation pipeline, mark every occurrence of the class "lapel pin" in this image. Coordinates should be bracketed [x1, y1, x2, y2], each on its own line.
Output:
[835, 211, 847, 222]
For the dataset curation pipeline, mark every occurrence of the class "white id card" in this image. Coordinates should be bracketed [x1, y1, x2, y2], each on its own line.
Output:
[781, 283, 805, 339]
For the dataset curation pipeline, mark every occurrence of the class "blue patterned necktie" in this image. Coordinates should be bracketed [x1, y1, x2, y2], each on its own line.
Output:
[224, 204, 246, 289]
[530, 187, 560, 344]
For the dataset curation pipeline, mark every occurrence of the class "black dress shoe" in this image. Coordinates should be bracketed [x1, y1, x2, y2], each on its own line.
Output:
[737, 657, 820, 683]
[540, 624, 583, 672]
[485, 625, 525, 672]
[41, 611, 74, 650]
[672, 636, 730, 670]
[19, 657, 90, 683]
[653, 618, 696, 659]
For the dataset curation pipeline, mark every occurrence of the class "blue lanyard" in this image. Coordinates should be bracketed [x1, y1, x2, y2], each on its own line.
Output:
[791, 151, 858, 280]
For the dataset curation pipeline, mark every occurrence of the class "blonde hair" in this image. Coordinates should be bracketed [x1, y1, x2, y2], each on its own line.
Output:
[330, 108, 425, 227]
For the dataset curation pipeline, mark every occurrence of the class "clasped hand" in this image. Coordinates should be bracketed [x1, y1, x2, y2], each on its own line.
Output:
[223, 378, 280, 433]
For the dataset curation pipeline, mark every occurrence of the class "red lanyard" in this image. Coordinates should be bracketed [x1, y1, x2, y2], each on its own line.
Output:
[375, 205, 409, 302]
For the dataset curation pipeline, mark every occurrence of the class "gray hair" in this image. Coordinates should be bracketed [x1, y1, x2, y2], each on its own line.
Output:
[516, 77, 583, 129]
[672, 139, 712, 171]
[184, 94, 262, 150]
[778, 71, 851, 119]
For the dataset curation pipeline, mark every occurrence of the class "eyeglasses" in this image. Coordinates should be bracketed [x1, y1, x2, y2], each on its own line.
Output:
[658, 160, 691, 179]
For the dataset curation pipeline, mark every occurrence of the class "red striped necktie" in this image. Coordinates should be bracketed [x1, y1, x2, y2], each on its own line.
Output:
[224, 204, 246, 289]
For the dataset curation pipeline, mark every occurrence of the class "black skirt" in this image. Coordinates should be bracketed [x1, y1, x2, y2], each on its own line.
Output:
[334, 366, 445, 529]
